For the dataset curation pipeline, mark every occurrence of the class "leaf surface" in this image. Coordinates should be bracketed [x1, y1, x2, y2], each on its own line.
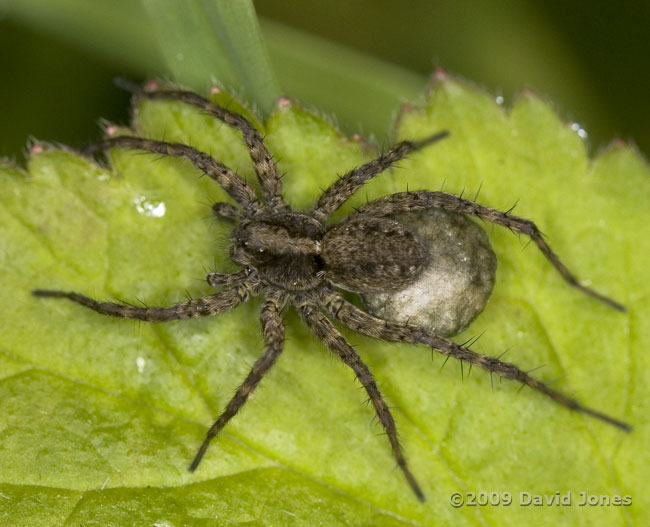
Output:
[1, 77, 648, 525]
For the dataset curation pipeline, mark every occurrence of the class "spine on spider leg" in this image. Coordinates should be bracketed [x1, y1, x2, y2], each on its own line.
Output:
[113, 77, 144, 94]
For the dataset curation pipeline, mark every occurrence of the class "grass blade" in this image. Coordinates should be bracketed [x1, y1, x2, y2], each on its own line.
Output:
[140, 0, 238, 92]
[200, 0, 281, 114]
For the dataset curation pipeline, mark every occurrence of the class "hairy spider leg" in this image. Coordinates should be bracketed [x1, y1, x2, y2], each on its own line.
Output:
[321, 290, 631, 432]
[119, 81, 284, 208]
[212, 201, 246, 222]
[313, 131, 449, 219]
[207, 268, 252, 287]
[352, 190, 625, 311]
[190, 292, 287, 471]
[300, 301, 426, 502]
[32, 280, 257, 322]
[84, 137, 260, 214]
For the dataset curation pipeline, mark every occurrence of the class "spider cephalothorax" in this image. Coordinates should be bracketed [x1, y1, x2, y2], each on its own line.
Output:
[33, 81, 630, 502]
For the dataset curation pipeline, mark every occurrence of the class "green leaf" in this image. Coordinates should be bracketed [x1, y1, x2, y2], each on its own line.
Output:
[1, 77, 648, 525]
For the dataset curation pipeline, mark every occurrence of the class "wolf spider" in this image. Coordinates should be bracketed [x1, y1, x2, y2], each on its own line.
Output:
[33, 82, 630, 502]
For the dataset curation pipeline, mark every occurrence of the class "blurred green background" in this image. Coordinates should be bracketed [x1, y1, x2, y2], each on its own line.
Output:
[1, 0, 648, 161]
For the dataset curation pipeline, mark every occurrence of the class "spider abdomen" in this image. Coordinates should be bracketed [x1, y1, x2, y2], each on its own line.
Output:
[321, 216, 428, 293]
[360, 208, 497, 337]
